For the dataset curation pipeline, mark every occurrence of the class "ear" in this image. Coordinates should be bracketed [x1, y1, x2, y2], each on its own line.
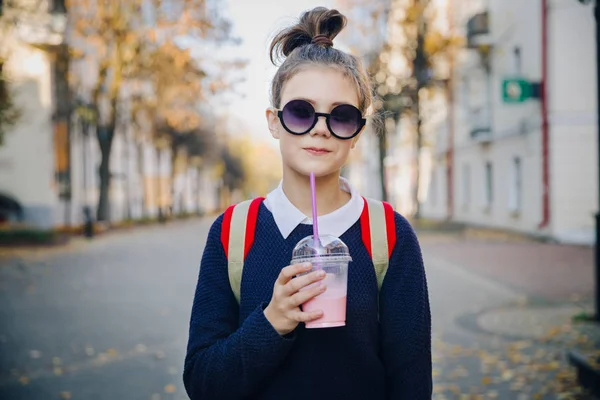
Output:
[266, 108, 281, 139]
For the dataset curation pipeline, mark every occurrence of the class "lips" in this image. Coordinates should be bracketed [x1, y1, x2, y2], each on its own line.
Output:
[304, 147, 331, 155]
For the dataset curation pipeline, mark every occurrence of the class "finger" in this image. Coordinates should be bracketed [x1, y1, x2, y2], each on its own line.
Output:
[276, 262, 312, 286]
[290, 309, 324, 323]
[285, 269, 326, 295]
[290, 282, 327, 307]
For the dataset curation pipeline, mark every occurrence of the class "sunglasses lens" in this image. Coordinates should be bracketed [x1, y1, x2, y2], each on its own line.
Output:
[281, 100, 315, 134]
[329, 104, 362, 138]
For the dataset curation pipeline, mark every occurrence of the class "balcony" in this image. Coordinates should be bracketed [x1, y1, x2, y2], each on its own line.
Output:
[11, 0, 67, 48]
[468, 107, 492, 144]
[466, 11, 491, 49]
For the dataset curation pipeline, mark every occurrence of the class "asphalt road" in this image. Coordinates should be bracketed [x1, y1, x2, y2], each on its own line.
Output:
[0, 218, 594, 399]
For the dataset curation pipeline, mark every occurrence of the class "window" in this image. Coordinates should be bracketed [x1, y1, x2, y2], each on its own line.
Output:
[485, 162, 493, 208]
[509, 157, 522, 213]
[462, 164, 470, 207]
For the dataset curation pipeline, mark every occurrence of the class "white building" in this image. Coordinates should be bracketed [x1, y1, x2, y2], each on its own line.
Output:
[0, 0, 70, 228]
[343, 0, 597, 245]
[419, 0, 598, 245]
[0, 0, 221, 230]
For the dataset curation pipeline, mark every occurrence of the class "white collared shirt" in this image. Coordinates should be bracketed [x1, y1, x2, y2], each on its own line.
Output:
[263, 177, 364, 239]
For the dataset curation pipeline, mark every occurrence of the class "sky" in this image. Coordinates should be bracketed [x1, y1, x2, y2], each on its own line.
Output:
[221, 0, 336, 142]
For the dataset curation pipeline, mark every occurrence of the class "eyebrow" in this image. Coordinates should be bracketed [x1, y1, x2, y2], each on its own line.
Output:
[291, 97, 355, 108]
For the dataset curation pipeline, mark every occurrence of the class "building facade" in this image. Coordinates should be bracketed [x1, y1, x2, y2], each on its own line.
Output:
[342, 0, 597, 245]
[420, 0, 597, 245]
[0, 0, 69, 228]
[0, 0, 222, 230]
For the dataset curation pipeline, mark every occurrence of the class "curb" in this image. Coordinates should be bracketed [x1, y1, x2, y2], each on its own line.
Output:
[568, 349, 600, 397]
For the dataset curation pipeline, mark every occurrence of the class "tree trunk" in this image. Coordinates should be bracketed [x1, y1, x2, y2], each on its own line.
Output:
[137, 140, 147, 219]
[413, 1, 427, 219]
[414, 101, 423, 219]
[377, 121, 388, 202]
[96, 125, 115, 222]
[156, 145, 166, 223]
[170, 142, 179, 215]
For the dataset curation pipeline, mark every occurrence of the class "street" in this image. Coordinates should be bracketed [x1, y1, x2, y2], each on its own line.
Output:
[0, 218, 598, 400]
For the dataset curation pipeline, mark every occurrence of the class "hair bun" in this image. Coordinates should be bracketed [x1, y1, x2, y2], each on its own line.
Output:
[270, 7, 347, 65]
[311, 35, 334, 47]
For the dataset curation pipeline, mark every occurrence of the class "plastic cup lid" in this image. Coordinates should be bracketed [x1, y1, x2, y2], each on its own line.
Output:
[290, 234, 352, 264]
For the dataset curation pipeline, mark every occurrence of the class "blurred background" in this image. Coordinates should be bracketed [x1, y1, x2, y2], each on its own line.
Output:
[1, 0, 600, 399]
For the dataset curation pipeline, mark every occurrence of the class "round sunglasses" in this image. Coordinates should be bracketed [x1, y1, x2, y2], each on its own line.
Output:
[276, 99, 366, 140]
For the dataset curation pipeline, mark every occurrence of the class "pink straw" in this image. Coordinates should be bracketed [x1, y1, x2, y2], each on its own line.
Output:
[310, 172, 320, 245]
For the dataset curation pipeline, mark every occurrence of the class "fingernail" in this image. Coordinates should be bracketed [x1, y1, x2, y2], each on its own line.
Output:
[304, 263, 312, 269]
[316, 270, 326, 277]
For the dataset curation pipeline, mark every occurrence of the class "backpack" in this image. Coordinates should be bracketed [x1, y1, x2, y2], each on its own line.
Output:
[220, 197, 397, 304]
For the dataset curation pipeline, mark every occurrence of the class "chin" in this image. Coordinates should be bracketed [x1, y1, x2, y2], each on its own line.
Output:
[291, 164, 340, 178]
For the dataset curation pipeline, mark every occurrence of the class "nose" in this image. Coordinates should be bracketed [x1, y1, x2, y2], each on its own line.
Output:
[310, 115, 330, 137]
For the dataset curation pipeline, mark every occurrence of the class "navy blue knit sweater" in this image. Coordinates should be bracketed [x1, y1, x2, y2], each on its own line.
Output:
[183, 203, 432, 400]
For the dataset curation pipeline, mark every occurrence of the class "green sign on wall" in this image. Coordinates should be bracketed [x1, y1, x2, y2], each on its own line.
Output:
[502, 78, 533, 103]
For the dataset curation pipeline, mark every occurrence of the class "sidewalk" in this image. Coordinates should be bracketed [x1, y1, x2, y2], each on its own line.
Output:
[419, 229, 600, 398]
[419, 232, 594, 302]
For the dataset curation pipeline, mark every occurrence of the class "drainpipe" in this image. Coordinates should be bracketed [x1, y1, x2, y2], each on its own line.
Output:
[446, 0, 455, 220]
[538, 0, 551, 229]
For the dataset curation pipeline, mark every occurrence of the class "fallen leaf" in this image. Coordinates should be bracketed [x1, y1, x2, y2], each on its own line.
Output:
[18, 376, 29, 385]
[59, 391, 71, 399]
[164, 384, 176, 393]
[106, 348, 119, 356]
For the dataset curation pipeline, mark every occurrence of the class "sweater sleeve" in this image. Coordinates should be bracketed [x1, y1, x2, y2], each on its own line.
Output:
[183, 214, 296, 399]
[379, 213, 432, 399]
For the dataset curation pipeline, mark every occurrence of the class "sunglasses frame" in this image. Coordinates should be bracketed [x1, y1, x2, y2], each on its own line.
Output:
[276, 101, 366, 140]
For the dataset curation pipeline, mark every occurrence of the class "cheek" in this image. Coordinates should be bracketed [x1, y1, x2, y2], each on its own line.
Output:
[278, 134, 298, 159]
[336, 143, 352, 160]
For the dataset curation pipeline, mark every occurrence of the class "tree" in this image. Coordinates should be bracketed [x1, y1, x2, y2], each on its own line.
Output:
[369, 0, 459, 216]
[67, 0, 145, 221]
[0, 60, 21, 146]
[0, 0, 42, 146]
[66, 0, 236, 222]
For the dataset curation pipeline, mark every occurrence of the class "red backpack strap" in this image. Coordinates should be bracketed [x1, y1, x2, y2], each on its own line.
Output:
[243, 197, 264, 259]
[382, 201, 397, 257]
[360, 197, 397, 290]
[221, 204, 236, 258]
[220, 197, 264, 303]
[220, 198, 264, 258]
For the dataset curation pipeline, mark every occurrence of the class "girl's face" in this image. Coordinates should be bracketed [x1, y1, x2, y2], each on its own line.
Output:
[266, 66, 363, 179]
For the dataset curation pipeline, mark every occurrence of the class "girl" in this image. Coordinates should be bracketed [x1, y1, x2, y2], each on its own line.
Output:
[184, 7, 432, 400]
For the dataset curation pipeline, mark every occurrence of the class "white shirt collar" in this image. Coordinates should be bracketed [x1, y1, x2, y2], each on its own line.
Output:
[263, 177, 364, 239]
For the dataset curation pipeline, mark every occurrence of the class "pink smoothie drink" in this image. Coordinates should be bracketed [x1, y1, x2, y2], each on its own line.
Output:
[302, 272, 348, 328]
[303, 289, 347, 328]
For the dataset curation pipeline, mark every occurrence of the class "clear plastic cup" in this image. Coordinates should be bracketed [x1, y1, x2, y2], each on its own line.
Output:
[291, 234, 352, 328]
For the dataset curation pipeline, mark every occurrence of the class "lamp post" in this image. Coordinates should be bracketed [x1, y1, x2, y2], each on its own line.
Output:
[594, 0, 600, 322]
[572, 0, 600, 321]
[576, 0, 600, 322]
